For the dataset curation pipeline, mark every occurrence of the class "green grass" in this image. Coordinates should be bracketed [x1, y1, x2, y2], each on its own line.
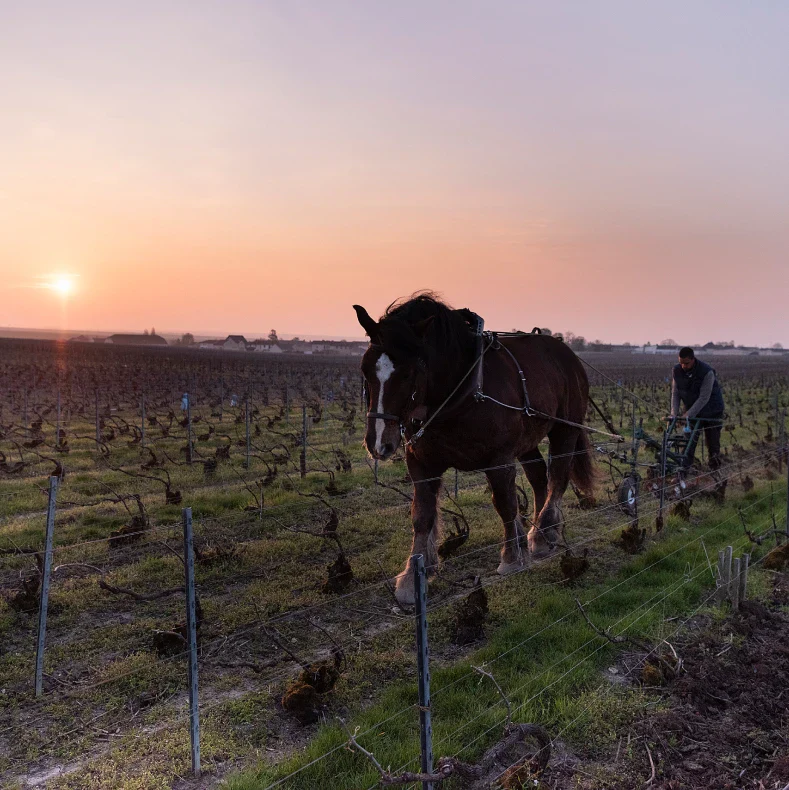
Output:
[1, 372, 786, 789]
[226, 489, 780, 790]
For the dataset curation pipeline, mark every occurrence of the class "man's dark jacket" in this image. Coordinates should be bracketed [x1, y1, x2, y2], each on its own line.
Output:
[672, 359, 724, 417]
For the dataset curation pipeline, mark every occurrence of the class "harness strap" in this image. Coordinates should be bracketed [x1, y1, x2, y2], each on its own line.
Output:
[493, 337, 534, 416]
[397, 331, 625, 449]
[366, 411, 401, 422]
[405, 335, 497, 447]
[474, 338, 626, 442]
[587, 395, 619, 437]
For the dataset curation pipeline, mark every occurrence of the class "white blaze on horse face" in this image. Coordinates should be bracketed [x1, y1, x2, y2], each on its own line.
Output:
[374, 353, 396, 455]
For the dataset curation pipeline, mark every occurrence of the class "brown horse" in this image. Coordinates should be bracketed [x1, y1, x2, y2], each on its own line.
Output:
[354, 293, 595, 605]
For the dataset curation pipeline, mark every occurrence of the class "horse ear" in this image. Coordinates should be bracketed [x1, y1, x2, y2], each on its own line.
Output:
[353, 305, 380, 342]
[412, 316, 434, 339]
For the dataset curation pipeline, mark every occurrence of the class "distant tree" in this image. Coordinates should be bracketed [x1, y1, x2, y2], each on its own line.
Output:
[268, 329, 278, 342]
[567, 334, 586, 351]
[622, 341, 632, 347]
[773, 342, 783, 349]
[178, 333, 194, 346]
[540, 327, 552, 336]
[151, 327, 156, 336]
[661, 338, 677, 346]
[144, 329, 149, 335]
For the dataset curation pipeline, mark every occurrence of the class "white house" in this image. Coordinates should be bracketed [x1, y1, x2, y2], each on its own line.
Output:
[248, 341, 283, 354]
[223, 335, 248, 351]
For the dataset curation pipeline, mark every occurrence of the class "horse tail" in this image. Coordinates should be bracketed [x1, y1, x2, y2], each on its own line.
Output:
[570, 429, 596, 493]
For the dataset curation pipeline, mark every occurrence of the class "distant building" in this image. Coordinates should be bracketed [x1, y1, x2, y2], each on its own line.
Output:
[311, 340, 368, 356]
[279, 339, 310, 354]
[223, 335, 248, 351]
[248, 340, 283, 353]
[68, 334, 96, 343]
[104, 333, 167, 346]
[196, 335, 367, 355]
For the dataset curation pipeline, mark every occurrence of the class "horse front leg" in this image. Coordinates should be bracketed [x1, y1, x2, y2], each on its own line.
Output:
[394, 463, 443, 606]
[485, 464, 526, 575]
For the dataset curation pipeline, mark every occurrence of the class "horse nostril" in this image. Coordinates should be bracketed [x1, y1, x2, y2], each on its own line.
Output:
[381, 443, 394, 457]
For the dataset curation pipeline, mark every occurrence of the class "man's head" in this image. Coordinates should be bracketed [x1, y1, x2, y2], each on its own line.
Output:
[678, 346, 695, 371]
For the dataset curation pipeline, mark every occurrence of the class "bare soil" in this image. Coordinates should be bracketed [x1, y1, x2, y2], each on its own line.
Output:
[543, 570, 789, 790]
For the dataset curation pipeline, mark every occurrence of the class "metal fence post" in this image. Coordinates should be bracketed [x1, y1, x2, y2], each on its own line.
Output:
[35, 476, 59, 696]
[182, 507, 201, 776]
[300, 404, 307, 479]
[95, 389, 100, 445]
[738, 553, 750, 605]
[412, 554, 433, 790]
[186, 392, 193, 465]
[631, 403, 639, 525]
[245, 394, 251, 469]
[658, 424, 669, 526]
[785, 448, 789, 542]
[724, 545, 733, 606]
[731, 557, 741, 611]
[715, 549, 726, 608]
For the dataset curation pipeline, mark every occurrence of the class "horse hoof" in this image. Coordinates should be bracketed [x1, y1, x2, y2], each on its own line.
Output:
[394, 583, 416, 607]
[497, 559, 523, 576]
[530, 543, 558, 561]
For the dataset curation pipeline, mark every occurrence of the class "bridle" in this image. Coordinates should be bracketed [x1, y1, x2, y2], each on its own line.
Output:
[363, 340, 484, 446]
[364, 348, 425, 439]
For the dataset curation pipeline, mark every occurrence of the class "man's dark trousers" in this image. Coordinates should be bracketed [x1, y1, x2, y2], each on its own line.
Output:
[684, 413, 724, 470]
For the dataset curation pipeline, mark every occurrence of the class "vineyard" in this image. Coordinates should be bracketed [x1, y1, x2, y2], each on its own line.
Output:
[1, 339, 788, 789]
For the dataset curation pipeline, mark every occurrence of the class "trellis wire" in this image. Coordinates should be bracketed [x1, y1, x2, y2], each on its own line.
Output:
[0, 428, 784, 786]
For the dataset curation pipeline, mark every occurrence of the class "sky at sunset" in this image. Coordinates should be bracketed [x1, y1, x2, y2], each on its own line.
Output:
[1, 1, 788, 346]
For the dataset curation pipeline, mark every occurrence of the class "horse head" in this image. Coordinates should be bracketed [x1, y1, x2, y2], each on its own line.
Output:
[354, 304, 431, 460]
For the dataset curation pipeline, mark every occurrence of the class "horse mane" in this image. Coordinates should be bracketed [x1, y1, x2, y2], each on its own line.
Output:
[377, 291, 477, 367]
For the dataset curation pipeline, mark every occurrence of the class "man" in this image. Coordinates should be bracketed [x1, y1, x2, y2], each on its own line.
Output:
[670, 347, 725, 469]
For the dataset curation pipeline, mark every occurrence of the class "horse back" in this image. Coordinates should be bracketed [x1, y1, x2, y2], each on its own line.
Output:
[499, 334, 589, 419]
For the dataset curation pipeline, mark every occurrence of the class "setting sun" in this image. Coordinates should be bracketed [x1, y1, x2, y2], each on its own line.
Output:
[51, 277, 73, 296]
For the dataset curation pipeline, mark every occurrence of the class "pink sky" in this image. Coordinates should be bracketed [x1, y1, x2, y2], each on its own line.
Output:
[1, 2, 788, 345]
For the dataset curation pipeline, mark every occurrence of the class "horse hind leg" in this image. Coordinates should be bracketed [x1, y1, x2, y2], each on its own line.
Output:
[519, 447, 548, 524]
[529, 429, 578, 559]
[485, 465, 525, 575]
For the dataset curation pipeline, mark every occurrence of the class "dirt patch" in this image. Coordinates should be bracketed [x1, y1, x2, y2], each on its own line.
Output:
[543, 571, 789, 789]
